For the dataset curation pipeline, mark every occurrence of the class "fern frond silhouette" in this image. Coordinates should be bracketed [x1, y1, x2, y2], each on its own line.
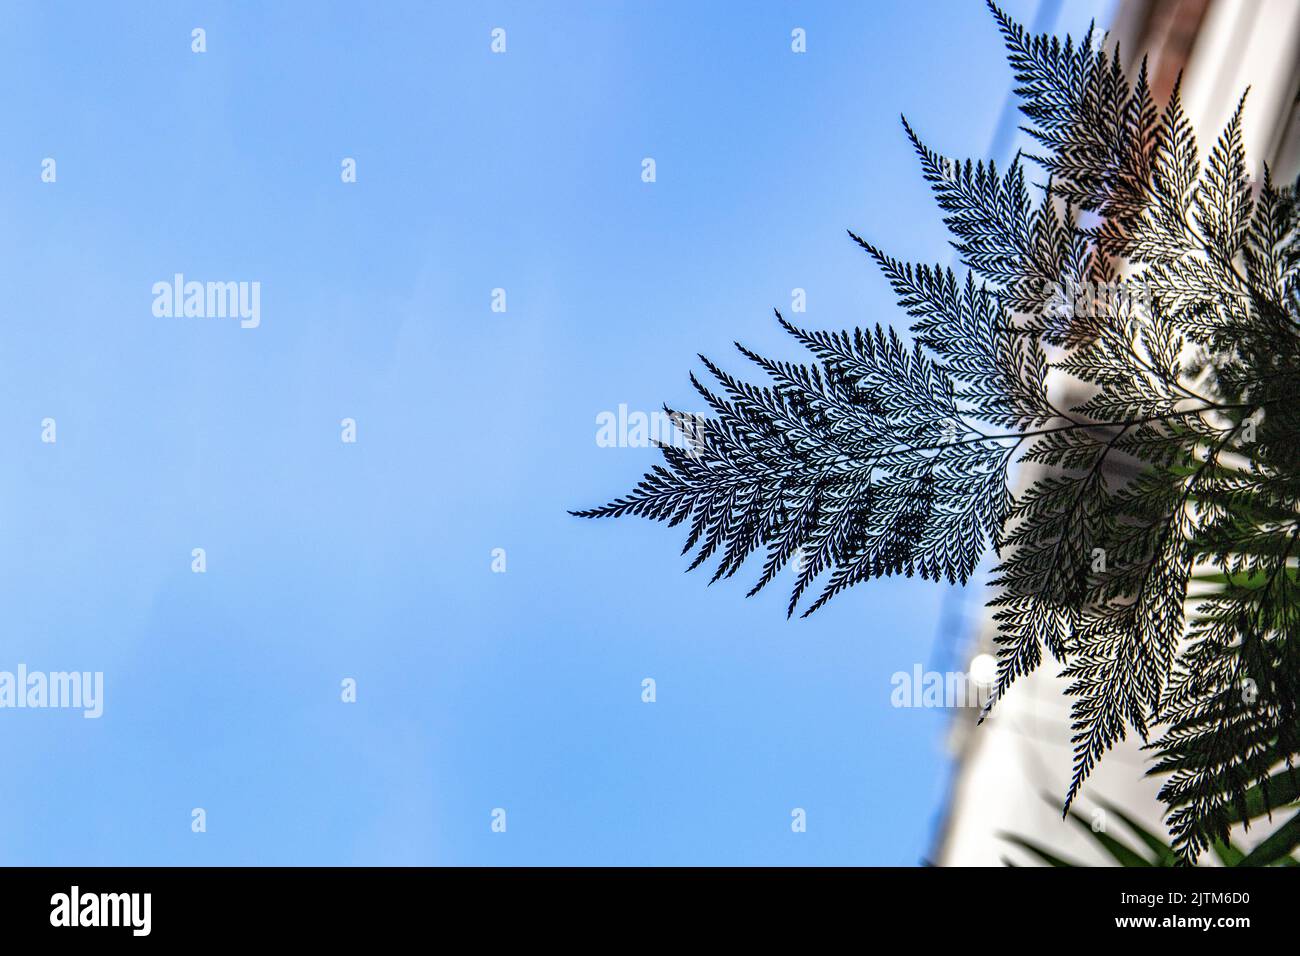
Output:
[574, 1, 1300, 863]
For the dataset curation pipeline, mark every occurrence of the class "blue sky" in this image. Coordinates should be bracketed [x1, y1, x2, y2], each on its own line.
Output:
[0, 0, 1111, 865]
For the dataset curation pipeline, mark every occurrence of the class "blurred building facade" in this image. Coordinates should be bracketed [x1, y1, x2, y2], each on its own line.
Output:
[935, 0, 1300, 866]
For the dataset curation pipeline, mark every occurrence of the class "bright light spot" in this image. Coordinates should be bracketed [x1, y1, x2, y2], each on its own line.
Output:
[969, 653, 997, 685]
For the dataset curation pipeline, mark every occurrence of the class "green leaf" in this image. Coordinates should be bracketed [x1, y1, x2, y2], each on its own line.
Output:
[1066, 810, 1153, 866]
[1212, 838, 1245, 867]
[999, 834, 1080, 867]
[1097, 799, 1178, 866]
[1238, 810, 1300, 866]
[1233, 767, 1300, 823]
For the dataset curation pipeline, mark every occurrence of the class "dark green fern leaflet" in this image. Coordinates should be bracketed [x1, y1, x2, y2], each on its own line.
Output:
[575, 1, 1300, 863]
